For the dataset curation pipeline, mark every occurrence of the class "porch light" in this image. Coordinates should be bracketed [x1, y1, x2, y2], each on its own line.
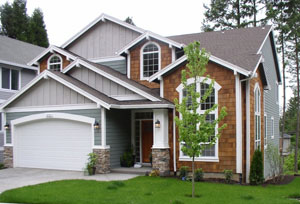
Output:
[4, 123, 10, 130]
[94, 121, 100, 129]
[155, 120, 160, 128]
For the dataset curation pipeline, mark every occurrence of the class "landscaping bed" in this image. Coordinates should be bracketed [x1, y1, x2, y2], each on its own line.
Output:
[0, 176, 300, 204]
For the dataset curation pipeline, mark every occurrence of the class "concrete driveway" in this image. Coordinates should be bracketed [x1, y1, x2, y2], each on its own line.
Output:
[0, 168, 139, 193]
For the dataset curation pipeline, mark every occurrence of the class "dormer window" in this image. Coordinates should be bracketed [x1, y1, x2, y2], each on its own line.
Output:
[140, 42, 160, 80]
[48, 54, 62, 71]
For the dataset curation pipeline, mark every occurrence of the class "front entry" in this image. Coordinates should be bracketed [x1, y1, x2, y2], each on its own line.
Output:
[141, 120, 153, 163]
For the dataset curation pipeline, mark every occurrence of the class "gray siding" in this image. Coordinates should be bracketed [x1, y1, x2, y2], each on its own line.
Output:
[99, 59, 126, 75]
[21, 69, 36, 87]
[262, 36, 280, 178]
[106, 109, 131, 168]
[67, 20, 140, 59]
[69, 66, 140, 98]
[5, 109, 101, 145]
[0, 132, 3, 163]
[8, 78, 94, 108]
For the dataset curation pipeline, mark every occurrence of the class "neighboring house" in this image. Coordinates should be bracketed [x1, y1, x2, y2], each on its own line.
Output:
[0, 36, 45, 163]
[0, 14, 280, 183]
[280, 133, 292, 156]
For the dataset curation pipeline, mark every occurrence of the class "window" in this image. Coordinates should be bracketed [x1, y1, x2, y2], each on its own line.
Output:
[1, 68, 19, 91]
[177, 77, 221, 161]
[264, 114, 267, 149]
[271, 117, 274, 139]
[140, 42, 160, 79]
[48, 54, 62, 71]
[254, 84, 261, 150]
[276, 82, 279, 104]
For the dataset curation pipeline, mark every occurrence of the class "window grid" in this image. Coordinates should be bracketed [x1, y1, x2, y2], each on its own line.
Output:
[48, 55, 62, 71]
[142, 43, 160, 78]
[1, 68, 19, 91]
[264, 115, 267, 148]
[271, 117, 274, 139]
[254, 87, 261, 150]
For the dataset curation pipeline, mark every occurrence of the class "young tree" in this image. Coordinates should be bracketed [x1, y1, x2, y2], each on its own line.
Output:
[174, 42, 227, 198]
[28, 8, 49, 47]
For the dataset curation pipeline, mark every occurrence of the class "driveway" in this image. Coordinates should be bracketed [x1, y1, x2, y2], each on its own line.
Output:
[0, 168, 139, 193]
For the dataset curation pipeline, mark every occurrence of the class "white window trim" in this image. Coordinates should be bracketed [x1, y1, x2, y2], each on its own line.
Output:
[264, 114, 267, 149]
[140, 41, 161, 81]
[0, 67, 20, 91]
[176, 77, 221, 162]
[271, 116, 274, 139]
[276, 81, 279, 105]
[47, 54, 63, 71]
[254, 83, 261, 150]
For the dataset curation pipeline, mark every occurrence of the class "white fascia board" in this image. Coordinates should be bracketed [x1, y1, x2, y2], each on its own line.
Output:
[117, 32, 184, 56]
[63, 59, 161, 102]
[89, 56, 125, 63]
[149, 55, 187, 82]
[0, 60, 38, 71]
[110, 103, 174, 109]
[250, 55, 263, 78]
[27, 46, 77, 66]
[0, 70, 110, 111]
[149, 54, 251, 82]
[256, 26, 273, 54]
[61, 13, 145, 48]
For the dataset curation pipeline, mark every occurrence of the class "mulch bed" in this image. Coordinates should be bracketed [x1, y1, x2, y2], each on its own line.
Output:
[263, 175, 295, 186]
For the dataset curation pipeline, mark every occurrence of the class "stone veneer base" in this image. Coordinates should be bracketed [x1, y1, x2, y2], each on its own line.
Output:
[93, 149, 110, 174]
[152, 148, 170, 176]
[4, 146, 13, 168]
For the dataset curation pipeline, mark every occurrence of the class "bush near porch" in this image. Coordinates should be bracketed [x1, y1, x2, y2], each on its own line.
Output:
[0, 176, 300, 204]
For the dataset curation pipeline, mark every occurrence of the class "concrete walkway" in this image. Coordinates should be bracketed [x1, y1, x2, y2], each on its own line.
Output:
[0, 168, 139, 193]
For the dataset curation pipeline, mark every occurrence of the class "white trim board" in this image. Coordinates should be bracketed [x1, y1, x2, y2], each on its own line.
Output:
[62, 59, 161, 102]
[61, 13, 145, 48]
[0, 70, 111, 111]
[89, 56, 125, 63]
[0, 59, 39, 71]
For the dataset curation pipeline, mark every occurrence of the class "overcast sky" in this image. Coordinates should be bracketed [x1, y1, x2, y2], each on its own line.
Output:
[0, 0, 291, 106]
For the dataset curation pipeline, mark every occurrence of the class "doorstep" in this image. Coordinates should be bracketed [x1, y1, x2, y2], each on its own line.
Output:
[111, 166, 152, 175]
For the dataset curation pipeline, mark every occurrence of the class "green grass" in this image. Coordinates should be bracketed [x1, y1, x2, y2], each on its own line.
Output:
[0, 177, 300, 204]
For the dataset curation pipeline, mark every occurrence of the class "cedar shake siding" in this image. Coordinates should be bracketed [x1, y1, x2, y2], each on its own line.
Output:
[39, 54, 71, 73]
[129, 39, 172, 89]
[164, 62, 238, 173]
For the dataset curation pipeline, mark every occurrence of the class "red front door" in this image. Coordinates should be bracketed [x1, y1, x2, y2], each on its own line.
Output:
[142, 120, 153, 163]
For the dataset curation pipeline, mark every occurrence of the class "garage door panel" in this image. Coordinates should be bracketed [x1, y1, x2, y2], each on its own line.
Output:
[15, 118, 92, 171]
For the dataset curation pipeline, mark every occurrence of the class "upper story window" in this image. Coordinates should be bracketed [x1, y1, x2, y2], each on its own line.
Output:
[254, 84, 261, 150]
[176, 77, 221, 161]
[140, 42, 160, 80]
[48, 54, 62, 71]
[1, 67, 19, 91]
[264, 114, 267, 149]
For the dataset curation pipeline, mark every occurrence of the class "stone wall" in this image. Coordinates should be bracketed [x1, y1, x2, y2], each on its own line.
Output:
[4, 146, 13, 168]
[93, 148, 110, 174]
[152, 148, 170, 176]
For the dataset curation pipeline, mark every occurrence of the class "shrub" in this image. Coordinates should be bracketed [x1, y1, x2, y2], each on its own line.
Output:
[179, 166, 189, 179]
[224, 169, 233, 183]
[249, 149, 264, 185]
[265, 144, 283, 181]
[120, 149, 134, 167]
[149, 170, 160, 177]
[0, 163, 4, 170]
[284, 152, 300, 172]
[194, 168, 204, 181]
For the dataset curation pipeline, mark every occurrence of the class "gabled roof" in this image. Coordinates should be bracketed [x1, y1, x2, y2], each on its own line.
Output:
[62, 57, 163, 102]
[27, 45, 78, 66]
[61, 13, 146, 49]
[0, 35, 45, 69]
[117, 31, 184, 55]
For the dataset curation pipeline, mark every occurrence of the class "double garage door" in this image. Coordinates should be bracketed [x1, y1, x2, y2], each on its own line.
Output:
[14, 118, 92, 171]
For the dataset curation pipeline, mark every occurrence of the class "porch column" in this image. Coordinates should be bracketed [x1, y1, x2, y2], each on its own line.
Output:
[152, 109, 170, 176]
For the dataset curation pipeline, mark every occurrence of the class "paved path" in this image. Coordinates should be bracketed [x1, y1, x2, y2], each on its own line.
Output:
[0, 168, 139, 193]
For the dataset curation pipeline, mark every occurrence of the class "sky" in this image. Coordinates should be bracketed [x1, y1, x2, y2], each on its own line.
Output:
[0, 0, 292, 107]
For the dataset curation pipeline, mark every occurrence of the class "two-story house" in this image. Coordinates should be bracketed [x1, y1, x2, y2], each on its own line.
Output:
[0, 14, 280, 183]
[0, 36, 44, 163]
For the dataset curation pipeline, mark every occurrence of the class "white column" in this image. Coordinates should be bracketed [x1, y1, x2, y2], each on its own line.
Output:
[101, 107, 107, 148]
[127, 52, 131, 79]
[153, 109, 169, 149]
[246, 80, 251, 183]
[235, 74, 242, 174]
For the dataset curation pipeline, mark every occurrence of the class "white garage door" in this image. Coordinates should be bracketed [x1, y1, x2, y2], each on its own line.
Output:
[14, 119, 92, 171]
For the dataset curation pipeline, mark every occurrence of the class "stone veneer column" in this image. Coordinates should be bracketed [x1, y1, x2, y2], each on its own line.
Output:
[4, 146, 13, 168]
[93, 149, 110, 174]
[152, 148, 170, 176]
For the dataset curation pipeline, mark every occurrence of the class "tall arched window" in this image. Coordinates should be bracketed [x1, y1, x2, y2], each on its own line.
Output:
[176, 77, 221, 162]
[48, 54, 62, 71]
[140, 42, 160, 80]
[254, 83, 261, 150]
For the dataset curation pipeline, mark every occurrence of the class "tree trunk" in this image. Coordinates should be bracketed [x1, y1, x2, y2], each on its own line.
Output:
[253, 0, 257, 27]
[281, 34, 286, 157]
[237, 0, 241, 28]
[192, 156, 195, 198]
[295, 37, 299, 173]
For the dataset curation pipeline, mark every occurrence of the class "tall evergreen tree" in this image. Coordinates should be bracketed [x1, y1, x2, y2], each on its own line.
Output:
[0, 2, 14, 36]
[11, 0, 28, 41]
[28, 8, 49, 47]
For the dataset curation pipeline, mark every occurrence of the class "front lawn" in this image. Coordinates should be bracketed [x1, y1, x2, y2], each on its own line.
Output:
[0, 176, 300, 204]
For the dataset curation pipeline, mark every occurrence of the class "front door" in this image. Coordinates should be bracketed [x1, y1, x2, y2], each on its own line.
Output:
[142, 120, 153, 163]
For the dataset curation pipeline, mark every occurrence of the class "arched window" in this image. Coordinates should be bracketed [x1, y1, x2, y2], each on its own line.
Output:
[176, 77, 221, 162]
[140, 42, 160, 79]
[48, 54, 62, 71]
[254, 83, 261, 150]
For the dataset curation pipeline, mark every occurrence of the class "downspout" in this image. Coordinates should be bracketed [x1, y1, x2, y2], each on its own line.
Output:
[173, 108, 177, 173]
[235, 72, 242, 182]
